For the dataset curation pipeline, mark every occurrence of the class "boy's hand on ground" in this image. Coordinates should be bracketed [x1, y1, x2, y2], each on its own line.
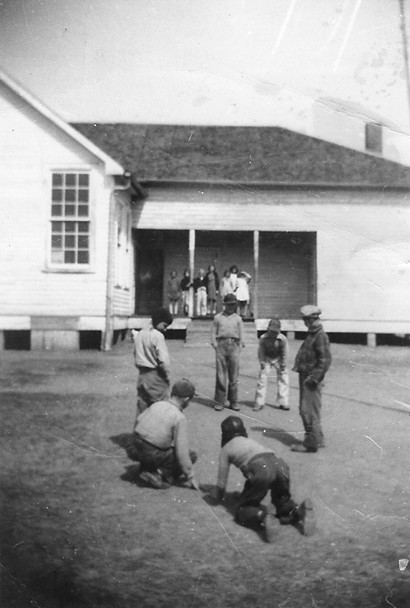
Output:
[190, 478, 200, 490]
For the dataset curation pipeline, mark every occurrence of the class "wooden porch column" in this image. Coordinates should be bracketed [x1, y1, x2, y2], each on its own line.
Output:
[253, 230, 259, 319]
[189, 230, 195, 318]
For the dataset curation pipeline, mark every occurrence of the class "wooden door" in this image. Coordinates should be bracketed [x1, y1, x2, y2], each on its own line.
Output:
[135, 248, 164, 314]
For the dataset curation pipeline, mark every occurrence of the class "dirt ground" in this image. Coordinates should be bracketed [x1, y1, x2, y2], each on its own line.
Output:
[1, 336, 410, 608]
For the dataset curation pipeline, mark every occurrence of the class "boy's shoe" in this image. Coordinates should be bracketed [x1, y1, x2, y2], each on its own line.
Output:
[278, 405, 290, 411]
[291, 444, 317, 453]
[252, 404, 264, 412]
[298, 499, 316, 536]
[229, 403, 240, 411]
[214, 403, 224, 411]
[157, 468, 175, 486]
[264, 505, 278, 543]
[139, 470, 170, 489]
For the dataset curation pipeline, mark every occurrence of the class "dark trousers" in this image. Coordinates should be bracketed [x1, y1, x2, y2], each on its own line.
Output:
[133, 433, 197, 479]
[214, 339, 240, 406]
[236, 453, 297, 527]
[136, 368, 170, 419]
[299, 375, 324, 451]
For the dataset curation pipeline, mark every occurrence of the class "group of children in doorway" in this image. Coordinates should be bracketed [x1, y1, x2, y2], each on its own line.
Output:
[167, 264, 252, 318]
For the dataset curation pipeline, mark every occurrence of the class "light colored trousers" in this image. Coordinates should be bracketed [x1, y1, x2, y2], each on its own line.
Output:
[255, 360, 289, 407]
[196, 287, 207, 317]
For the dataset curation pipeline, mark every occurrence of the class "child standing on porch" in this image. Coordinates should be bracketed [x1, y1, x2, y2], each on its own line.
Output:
[236, 270, 251, 318]
[206, 264, 219, 316]
[194, 268, 207, 317]
[167, 270, 180, 315]
[180, 269, 193, 317]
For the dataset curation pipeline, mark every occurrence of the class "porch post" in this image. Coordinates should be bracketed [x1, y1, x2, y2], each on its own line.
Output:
[189, 230, 195, 318]
[253, 230, 259, 319]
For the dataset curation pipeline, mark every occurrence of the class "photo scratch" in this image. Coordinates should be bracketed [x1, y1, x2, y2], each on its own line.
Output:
[205, 505, 240, 554]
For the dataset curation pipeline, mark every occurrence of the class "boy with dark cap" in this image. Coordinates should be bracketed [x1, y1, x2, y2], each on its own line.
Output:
[214, 415, 316, 542]
[254, 317, 289, 412]
[133, 307, 173, 419]
[211, 293, 244, 412]
[291, 305, 331, 453]
[133, 379, 199, 490]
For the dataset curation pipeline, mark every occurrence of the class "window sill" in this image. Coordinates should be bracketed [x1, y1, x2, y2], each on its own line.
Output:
[43, 266, 95, 274]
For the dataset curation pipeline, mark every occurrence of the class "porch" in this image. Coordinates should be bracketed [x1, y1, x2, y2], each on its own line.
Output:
[133, 228, 317, 320]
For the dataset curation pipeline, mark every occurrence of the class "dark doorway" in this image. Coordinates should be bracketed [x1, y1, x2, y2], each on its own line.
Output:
[135, 230, 165, 314]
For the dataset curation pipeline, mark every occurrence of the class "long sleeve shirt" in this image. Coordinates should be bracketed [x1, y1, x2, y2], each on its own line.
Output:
[133, 326, 171, 381]
[293, 323, 331, 383]
[217, 436, 275, 491]
[135, 400, 194, 478]
[210, 311, 244, 346]
[258, 332, 289, 367]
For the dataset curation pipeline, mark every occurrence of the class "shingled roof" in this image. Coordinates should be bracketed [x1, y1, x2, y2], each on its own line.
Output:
[72, 123, 410, 187]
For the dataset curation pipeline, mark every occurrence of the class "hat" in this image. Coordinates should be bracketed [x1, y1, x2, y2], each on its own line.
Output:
[268, 317, 281, 330]
[151, 307, 173, 327]
[300, 305, 321, 318]
[223, 293, 237, 304]
[221, 415, 248, 447]
[171, 378, 196, 399]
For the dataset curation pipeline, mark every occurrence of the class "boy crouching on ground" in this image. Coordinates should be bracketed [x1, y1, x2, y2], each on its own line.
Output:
[214, 416, 316, 542]
[133, 379, 199, 490]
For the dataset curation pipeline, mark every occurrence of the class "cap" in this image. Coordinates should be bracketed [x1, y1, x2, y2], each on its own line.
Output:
[300, 305, 321, 318]
[171, 378, 196, 399]
[223, 293, 237, 304]
[268, 317, 281, 330]
[221, 415, 248, 447]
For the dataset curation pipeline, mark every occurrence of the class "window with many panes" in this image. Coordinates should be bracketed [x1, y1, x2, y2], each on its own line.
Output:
[50, 172, 90, 265]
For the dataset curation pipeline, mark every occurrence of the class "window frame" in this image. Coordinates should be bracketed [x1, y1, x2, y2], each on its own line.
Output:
[45, 168, 95, 273]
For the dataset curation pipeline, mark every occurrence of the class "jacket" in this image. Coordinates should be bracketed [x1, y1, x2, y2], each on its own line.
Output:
[293, 323, 331, 383]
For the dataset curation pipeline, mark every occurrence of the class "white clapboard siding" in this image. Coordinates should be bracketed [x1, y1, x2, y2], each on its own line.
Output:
[0, 86, 113, 320]
[132, 186, 410, 324]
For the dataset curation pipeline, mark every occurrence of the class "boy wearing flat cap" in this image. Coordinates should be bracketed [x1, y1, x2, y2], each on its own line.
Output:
[291, 305, 331, 453]
[211, 293, 245, 412]
[133, 379, 199, 490]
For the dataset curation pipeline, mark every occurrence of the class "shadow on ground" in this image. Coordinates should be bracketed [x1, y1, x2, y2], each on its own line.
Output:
[110, 433, 141, 461]
[251, 425, 301, 447]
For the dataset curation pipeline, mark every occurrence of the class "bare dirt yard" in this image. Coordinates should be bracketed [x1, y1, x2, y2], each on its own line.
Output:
[1, 336, 410, 608]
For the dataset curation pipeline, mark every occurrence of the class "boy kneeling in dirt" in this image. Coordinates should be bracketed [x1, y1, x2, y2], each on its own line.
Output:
[133, 379, 199, 490]
[214, 416, 316, 542]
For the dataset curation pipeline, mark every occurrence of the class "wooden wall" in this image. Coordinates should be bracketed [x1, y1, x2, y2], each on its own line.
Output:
[0, 80, 120, 334]
[131, 184, 410, 326]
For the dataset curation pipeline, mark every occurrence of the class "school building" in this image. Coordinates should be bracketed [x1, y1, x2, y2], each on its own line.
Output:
[1, 69, 410, 350]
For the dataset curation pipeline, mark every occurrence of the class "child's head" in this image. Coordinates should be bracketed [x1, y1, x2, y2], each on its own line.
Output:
[183, 269, 190, 278]
[170, 270, 177, 278]
[198, 268, 205, 277]
[151, 308, 173, 332]
[267, 317, 281, 337]
[221, 415, 248, 447]
[208, 264, 215, 272]
[223, 294, 237, 314]
[230, 265, 238, 274]
[223, 269, 230, 278]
